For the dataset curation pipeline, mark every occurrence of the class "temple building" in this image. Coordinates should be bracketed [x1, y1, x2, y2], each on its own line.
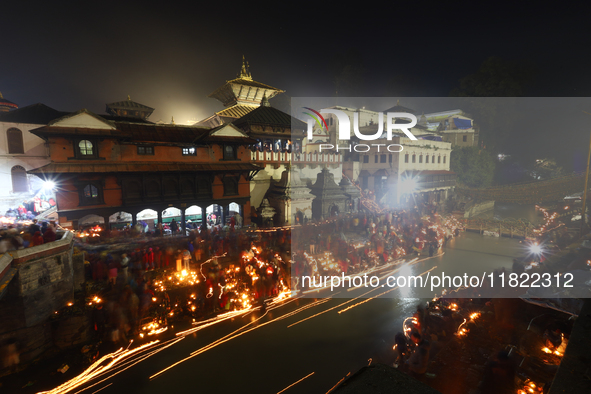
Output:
[198, 60, 343, 225]
[28, 109, 260, 231]
[196, 57, 284, 128]
[310, 167, 348, 220]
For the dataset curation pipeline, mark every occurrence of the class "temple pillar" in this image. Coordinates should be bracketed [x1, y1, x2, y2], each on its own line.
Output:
[181, 209, 186, 235]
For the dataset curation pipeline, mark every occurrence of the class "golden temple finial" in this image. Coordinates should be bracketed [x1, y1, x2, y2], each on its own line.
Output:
[238, 55, 252, 80]
[128, 95, 131, 100]
[171, 116, 175, 125]
[0, 91, 3, 99]
[397, 99, 400, 105]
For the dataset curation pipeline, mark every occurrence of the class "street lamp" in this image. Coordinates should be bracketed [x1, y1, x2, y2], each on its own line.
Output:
[400, 175, 419, 208]
[42, 180, 56, 191]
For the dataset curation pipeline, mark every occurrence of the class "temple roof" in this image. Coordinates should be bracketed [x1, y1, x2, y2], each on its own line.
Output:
[106, 97, 154, 111]
[29, 162, 261, 175]
[30, 119, 256, 145]
[0, 103, 67, 124]
[215, 104, 258, 119]
[233, 104, 307, 130]
[309, 167, 348, 200]
[207, 58, 284, 107]
[383, 100, 416, 114]
[0, 92, 18, 111]
[106, 96, 155, 120]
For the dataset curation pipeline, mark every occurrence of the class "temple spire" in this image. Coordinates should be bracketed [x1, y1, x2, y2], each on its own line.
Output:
[238, 55, 252, 80]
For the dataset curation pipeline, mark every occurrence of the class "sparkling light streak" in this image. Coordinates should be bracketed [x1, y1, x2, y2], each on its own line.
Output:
[337, 267, 437, 314]
[276, 372, 315, 394]
[151, 297, 329, 380]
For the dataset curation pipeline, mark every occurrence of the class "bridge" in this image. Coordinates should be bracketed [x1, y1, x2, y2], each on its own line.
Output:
[457, 172, 588, 204]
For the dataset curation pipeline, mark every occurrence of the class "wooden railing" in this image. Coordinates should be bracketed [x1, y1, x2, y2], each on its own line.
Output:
[250, 151, 342, 164]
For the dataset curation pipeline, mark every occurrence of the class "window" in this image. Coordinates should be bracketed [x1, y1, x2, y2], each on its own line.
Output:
[7, 128, 24, 154]
[223, 145, 237, 160]
[404, 154, 409, 163]
[84, 184, 98, 198]
[426, 155, 429, 163]
[463, 135, 467, 142]
[438, 156, 441, 163]
[78, 140, 94, 156]
[374, 155, 378, 163]
[432, 155, 435, 163]
[11, 165, 28, 192]
[412, 155, 416, 163]
[182, 147, 196, 156]
[137, 145, 154, 155]
[223, 177, 238, 196]
[363, 155, 369, 163]
[79, 183, 103, 205]
[389, 154, 392, 163]
[380, 154, 386, 163]
[443, 156, 446, 163]
[419, 155, 423, 163]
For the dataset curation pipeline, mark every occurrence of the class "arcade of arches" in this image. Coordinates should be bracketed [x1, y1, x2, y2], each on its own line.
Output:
[75, 201, 246, 233]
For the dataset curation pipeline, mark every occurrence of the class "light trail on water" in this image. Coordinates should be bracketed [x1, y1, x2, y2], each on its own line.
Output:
[276, 372, 315, 394]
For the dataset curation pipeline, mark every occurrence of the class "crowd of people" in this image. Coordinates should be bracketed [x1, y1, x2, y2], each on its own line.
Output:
[291, 210, 462, 286]
[0, 219, 59, 253]
[83, 223, 292, 345]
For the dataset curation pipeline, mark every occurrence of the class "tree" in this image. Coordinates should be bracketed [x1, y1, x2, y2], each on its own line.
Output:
[451, 146, 495, 188]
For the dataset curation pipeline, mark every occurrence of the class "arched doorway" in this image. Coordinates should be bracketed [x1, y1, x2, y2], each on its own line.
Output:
[295, 210, 304, 225]
[78, 214, 104, 231]
[330, 205, 339, 217]
[109, 211, 132, 230]
[137, 209, 158, 232]
[185, 205, 203, 229]
[205, 204, 222, 227]
[162, 207, 181, 235]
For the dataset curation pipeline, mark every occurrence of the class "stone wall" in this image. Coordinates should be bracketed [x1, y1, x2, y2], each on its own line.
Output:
[0, 232, 81, 375]
[463, 200, 495, 218]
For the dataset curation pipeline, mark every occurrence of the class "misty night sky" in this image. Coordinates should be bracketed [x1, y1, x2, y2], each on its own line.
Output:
[1, 2, 590, 168]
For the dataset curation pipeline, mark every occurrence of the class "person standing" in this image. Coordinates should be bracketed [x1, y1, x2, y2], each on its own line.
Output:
[170, 219, 178, 235]
[120, 253, 129, 282]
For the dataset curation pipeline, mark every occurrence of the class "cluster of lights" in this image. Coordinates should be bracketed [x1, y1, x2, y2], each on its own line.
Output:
[77, 225, 103, 238]
[532, 205, 563, 236]
[541, 346, 563, 357]
[139, 320, 168, 338]
[0, 216, 33, 226]
[517, 379, 543, 394]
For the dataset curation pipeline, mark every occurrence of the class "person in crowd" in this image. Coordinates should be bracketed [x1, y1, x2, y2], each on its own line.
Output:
[407, 339, 430, 375]
[120, 253, 130, 282]
[43, 224, 57, 243]
[393, 332, 408, 368]
[31, 231, 44, 247]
